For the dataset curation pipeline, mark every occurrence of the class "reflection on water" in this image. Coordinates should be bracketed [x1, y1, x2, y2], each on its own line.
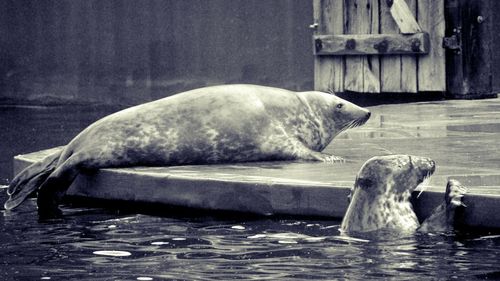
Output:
[1, 196, 500, 280]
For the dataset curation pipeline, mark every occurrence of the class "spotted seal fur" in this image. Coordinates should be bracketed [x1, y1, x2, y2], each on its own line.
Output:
[341, 155, 467, 235]
[4, 84, 371, 218]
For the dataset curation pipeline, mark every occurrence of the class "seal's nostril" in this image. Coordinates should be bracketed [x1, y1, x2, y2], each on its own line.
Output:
[366, 111, 371, 118]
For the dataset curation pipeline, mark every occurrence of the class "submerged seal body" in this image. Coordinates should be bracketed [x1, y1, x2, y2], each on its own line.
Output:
[340, 155, 467, 235]
[4, 84, 371, 217]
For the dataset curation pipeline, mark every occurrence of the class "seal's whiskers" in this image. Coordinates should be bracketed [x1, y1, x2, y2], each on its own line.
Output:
[342, 120, 356, 131]
[341, 115, 370, 132]
[416, 173, 432, 198]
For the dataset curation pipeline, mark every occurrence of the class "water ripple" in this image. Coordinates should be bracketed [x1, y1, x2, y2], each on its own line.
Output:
[2, 206, 500, 280]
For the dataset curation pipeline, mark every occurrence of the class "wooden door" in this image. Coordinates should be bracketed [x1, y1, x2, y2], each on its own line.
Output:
[313, 0, 445, 94]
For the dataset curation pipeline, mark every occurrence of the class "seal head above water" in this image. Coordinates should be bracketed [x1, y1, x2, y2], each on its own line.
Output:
[4, 84, 371, 218]
[340, 155, 466, 235]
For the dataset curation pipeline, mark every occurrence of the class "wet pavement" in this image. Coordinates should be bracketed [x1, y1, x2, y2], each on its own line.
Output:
[333, 97, 500, 189]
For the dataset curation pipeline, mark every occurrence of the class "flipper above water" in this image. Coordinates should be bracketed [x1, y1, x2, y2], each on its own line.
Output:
[4, 150, 61, 210]
[418, 179, 468, 233]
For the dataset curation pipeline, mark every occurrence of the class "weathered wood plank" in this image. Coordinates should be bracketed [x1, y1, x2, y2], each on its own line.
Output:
[380, 0, 402, 93]
[314, 33, 429, 55]
[344, 0, 380, 93]
[418, 0, 446, 92]
[388, 0, 422, 34]
[313, 0, 344, 93]
[398, 0, 419, 93]
[381, 0, 418, 93]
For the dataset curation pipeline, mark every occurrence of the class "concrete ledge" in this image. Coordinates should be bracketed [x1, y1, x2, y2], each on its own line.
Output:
[12, 147, 500, 229]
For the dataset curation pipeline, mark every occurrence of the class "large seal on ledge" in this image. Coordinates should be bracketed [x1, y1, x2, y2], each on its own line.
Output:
[341, 155, 467, 235]
[4, 84, 371, 218]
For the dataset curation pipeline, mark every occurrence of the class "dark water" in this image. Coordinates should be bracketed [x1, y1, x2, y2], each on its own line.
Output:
[2, 105, 500, 280]
[2, 197, 500, 280]
[0, 105, 122, 185]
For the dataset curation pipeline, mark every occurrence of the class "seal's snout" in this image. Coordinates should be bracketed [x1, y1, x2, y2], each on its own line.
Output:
[355, 109, 371, 127]
[363, 111, 371, 125]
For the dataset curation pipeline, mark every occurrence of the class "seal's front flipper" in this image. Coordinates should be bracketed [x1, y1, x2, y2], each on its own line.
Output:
[418, 179, 467, 233]
[446, 179, 468, 208]
[322, 154, 346, 164]
[302, 151, 346, 164]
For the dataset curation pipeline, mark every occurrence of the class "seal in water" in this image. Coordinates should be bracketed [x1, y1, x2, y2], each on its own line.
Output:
[4, 84, 371, 218]
[340, 155, 467, 235]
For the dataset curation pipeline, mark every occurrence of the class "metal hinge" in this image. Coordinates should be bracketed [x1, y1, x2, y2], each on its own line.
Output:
[442, 27, 461, 54]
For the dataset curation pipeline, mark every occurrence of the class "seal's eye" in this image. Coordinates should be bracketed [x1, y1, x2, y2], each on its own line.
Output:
[336, 103, 344, 110]
[356, 177, 373, 189]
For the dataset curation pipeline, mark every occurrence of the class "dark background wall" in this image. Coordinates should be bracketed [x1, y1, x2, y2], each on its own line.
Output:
[0, 0, 314, 105]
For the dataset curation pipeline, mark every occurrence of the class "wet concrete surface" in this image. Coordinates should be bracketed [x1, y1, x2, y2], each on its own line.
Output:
[9, 97, 500, 225]
[332, 97, 500, 189]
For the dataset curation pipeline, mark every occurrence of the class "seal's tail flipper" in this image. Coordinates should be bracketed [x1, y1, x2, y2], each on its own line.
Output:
[4, 151, 61, 210]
